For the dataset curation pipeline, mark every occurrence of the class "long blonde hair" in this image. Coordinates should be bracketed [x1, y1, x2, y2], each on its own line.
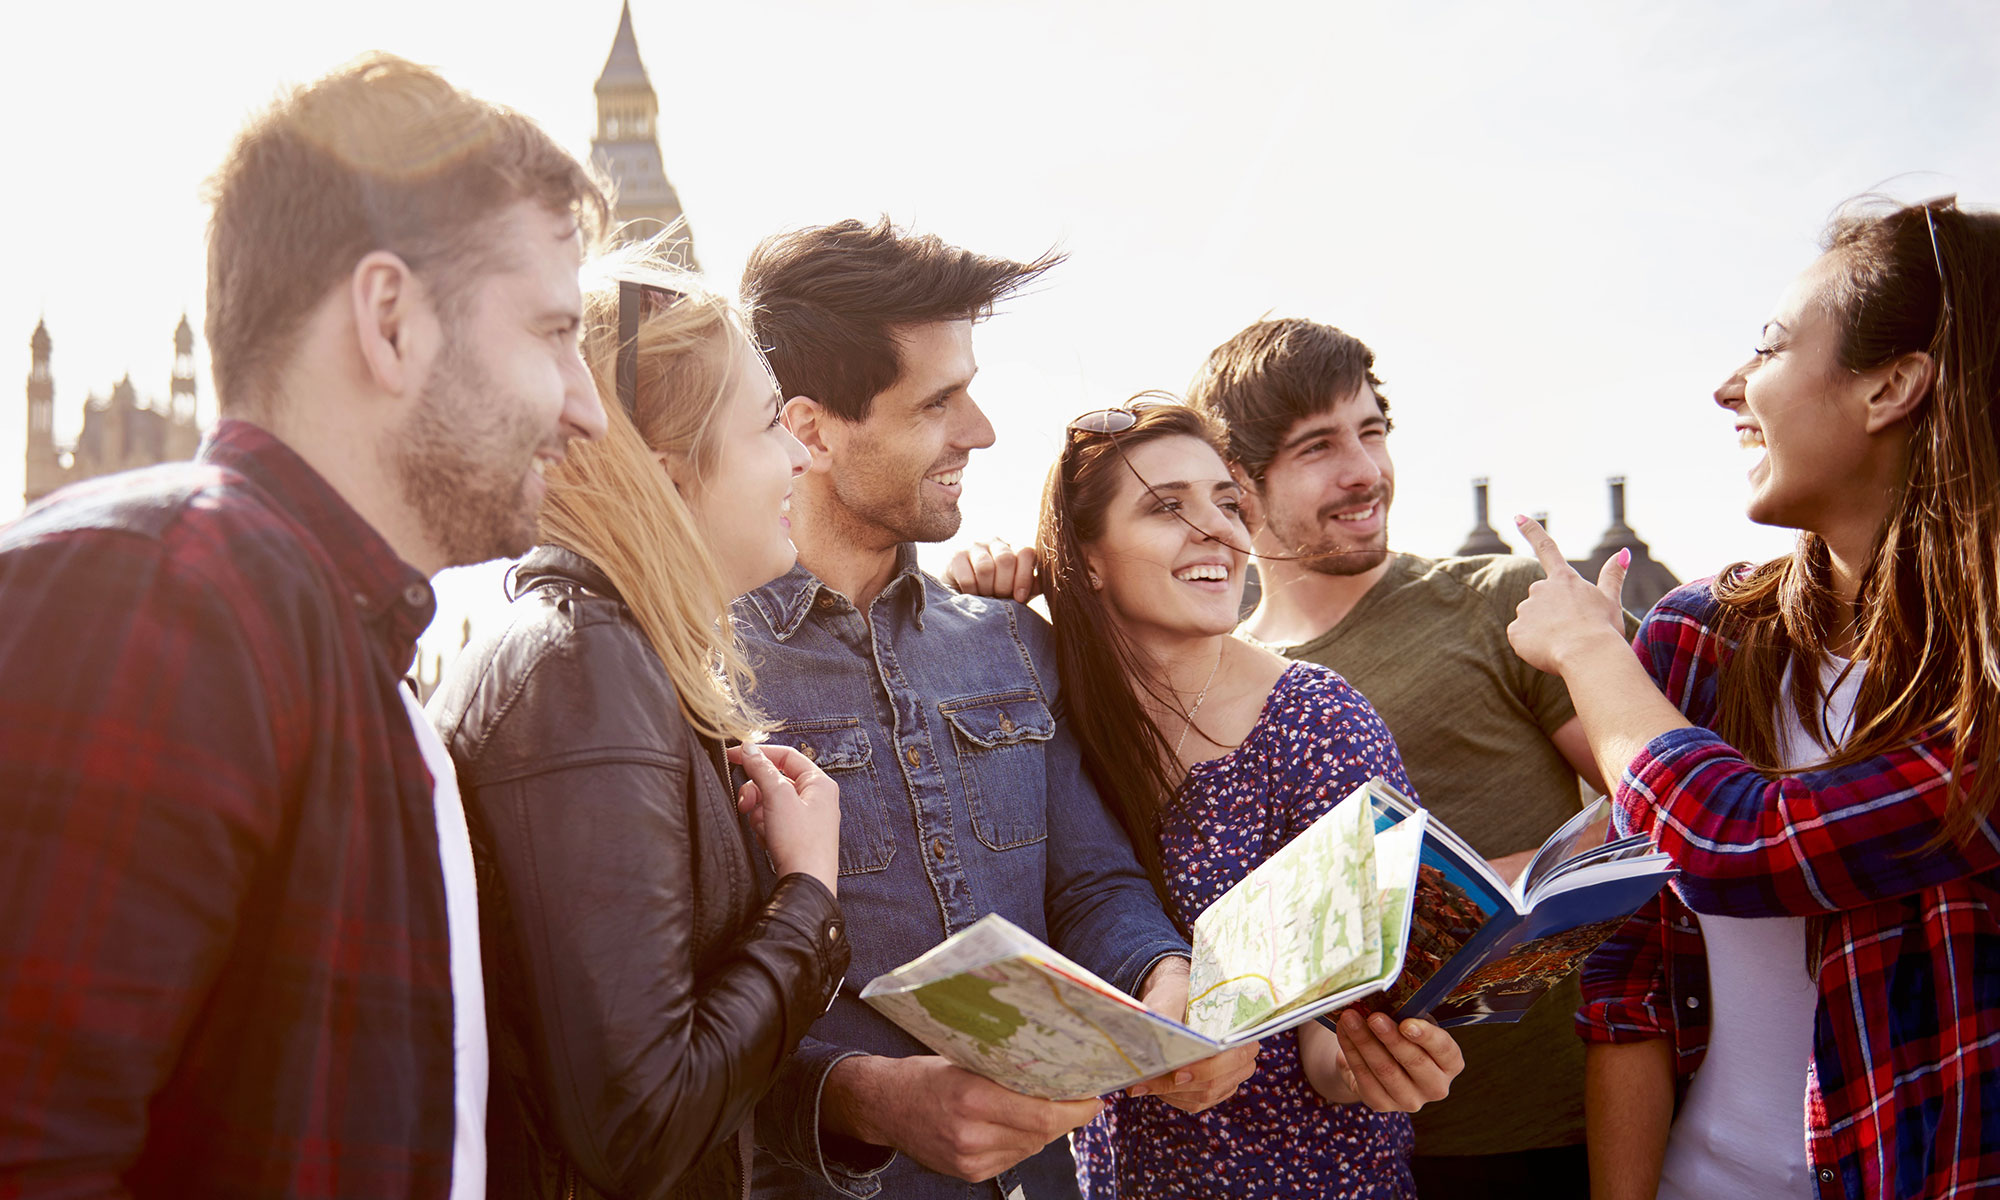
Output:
[537, 238, 764, 743]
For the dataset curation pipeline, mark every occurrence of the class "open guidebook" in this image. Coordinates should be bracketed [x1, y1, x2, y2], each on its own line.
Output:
[1358, 785, 1676, 1028]
[859, 779, 1673, 1100]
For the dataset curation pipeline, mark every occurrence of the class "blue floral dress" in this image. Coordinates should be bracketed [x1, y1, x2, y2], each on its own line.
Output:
[1075, 662, 1419, 1199]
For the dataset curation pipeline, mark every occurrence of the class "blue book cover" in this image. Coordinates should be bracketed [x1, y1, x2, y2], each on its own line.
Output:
[1360, 785, 1675, 1028]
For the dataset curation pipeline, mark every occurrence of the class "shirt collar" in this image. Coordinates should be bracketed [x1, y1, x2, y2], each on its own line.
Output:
[747, 543, 930, 641]
[199, 419, 436, 672]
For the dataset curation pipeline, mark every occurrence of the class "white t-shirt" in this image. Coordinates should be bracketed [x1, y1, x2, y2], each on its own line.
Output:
[1656, 656, 1861, 1200]
[400, 687, 488, 1200]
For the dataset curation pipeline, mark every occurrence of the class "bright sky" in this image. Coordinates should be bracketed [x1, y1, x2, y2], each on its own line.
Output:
[6, 0, 1998, 670]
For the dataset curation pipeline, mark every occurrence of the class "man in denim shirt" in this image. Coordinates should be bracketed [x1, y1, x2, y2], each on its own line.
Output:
[736, 219, 1257, 1199]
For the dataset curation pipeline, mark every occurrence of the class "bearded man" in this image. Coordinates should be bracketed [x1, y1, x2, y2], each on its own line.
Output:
[1188, 317, 1608, 1200]
[0, 55, 606, 1199]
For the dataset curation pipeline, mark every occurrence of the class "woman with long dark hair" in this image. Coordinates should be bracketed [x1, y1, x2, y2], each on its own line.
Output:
[994, 398, 1464, 1198]
[1508, 198, 2000, 1200]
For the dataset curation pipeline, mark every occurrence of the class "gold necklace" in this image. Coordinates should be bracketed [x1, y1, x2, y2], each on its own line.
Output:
[1175, 644, 1226, 760]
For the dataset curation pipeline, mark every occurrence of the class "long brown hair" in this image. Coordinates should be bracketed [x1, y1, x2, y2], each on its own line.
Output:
[1713, 197, 2000, 845]
[537, 239, 765, 744]
[1038, 397, 1235, 914]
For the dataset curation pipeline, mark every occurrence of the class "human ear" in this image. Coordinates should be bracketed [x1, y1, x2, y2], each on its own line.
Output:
[784, 396, 835, 474]
[1229, 462, 1268, 534]
[350, 250, 432, 397]
[1862, 351, 1936, 434]
[655, 450, 690, 496]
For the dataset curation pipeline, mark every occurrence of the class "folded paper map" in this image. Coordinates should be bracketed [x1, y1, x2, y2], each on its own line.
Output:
[860, 781, 1428, 1099]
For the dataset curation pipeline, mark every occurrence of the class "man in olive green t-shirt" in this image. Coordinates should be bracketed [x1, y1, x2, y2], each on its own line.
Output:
[1189, 317, 1608, 1200]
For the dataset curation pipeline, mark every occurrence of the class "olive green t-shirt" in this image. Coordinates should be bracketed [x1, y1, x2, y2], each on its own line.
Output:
[1263, 552, 1588, 1156]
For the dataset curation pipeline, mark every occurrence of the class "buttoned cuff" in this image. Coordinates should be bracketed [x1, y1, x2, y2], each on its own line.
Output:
[756, 1039, 895, 1197]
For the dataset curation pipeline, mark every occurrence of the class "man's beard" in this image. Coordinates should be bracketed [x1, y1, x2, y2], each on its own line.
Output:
[392, 334, 554, 569]
[1263, 493, 1391, 578]
[833, 462, 964, 546]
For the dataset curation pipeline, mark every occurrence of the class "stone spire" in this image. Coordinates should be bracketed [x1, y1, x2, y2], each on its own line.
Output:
[589, 2, 697, 263]
[171, 314, 197, 424]
[1455, 477, 1511, 556]
[1568, 477, 1681, 618]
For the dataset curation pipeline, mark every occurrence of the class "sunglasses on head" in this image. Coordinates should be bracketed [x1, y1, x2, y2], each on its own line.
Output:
[1066, 397, 1176, 438]
[614, 279, 688, 419]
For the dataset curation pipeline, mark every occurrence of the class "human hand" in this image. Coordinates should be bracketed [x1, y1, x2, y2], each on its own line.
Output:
[944, 538, 1041, 603]
[1506, 515, 1631, 678]
[1127, 957, 1259, 1111]
[825, 1054, 1102, 1182]
[726, 741, 840, 895]
[1316, 1009, 1462, 1112]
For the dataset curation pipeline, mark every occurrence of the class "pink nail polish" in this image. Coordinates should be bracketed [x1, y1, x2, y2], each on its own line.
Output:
[1617, 547, 1631, 568]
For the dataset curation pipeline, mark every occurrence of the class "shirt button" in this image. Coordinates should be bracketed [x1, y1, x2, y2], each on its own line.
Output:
[1817, 1168, 1835, 1183]
[827, 922, 842, 944]
[932, 838, 946, 860]
[402, 583, 429, 608]
[998, 714, 1015, 734]
[797, 743, 817, 761]
[906, 747, 921, 768]
[1679, 915, 1693, 928]
[1685, 995, 1700, 1009]
[817, 593, 837, 609]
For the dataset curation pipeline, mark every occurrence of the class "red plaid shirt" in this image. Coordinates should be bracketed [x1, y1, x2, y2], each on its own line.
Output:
[1578, 578, 2000, 1200]
[0, 420, 459, 1198]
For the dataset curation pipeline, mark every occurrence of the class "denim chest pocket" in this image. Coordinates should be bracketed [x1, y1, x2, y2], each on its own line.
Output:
[940, 691, 1054, 851]
[776, 718, 894, 875]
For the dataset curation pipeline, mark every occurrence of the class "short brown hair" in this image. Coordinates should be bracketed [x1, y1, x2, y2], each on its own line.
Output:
[204, 54, 608, 413]
[1186, 318, 1389, 480]
[741, 217, 1063, 422]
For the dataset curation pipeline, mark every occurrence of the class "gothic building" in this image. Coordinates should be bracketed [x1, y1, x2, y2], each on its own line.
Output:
[23, 316, 202, 508]
[591, 2, 698, 262]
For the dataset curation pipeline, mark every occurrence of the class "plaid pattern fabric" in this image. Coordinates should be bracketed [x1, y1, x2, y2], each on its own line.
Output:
[1578, 578, 2000, 1200]
[0, 420, 458, 1198]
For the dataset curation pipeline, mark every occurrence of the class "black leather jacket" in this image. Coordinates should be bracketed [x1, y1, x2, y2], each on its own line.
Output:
[428, 546, 848, 1200]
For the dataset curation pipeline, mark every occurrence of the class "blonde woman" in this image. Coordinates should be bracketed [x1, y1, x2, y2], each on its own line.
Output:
[428, 247, 845, 1200]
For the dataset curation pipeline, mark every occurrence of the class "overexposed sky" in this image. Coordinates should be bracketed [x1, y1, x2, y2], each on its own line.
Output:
[6, 0, 1999, 667]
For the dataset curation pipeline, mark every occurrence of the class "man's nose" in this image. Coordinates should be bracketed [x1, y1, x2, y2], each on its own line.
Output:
[957, 396, 997, 451]
[1334, 442, 1383, 490]
[564, 347, 608, 442]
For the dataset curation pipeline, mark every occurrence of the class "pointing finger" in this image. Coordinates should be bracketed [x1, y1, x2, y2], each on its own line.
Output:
[1512, 514, 1576, 581]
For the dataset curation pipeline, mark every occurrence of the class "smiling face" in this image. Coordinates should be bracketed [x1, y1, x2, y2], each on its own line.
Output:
[392, 200, 606, 568]
[1084, 434, 1251, 644]
[1248, 382, 1394, 576]
[1714, 252, 1902, 543]
[676, 334, 811, 598]
[815, 318, 996, 546]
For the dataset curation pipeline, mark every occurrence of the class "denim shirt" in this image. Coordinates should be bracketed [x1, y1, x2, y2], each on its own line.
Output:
[741, 546, 1189, 1200]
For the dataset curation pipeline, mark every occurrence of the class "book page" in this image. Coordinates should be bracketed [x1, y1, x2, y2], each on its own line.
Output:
[862, 941, 1222, 1100]
[1183, 784, 1381, 1040]
[1516, 797, 1612, 901]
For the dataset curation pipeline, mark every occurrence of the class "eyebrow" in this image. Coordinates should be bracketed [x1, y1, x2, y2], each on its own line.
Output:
[1280, 413, 1384, 454]
[1133, 478, 1242, 498]
[918, 367, 978, 408]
